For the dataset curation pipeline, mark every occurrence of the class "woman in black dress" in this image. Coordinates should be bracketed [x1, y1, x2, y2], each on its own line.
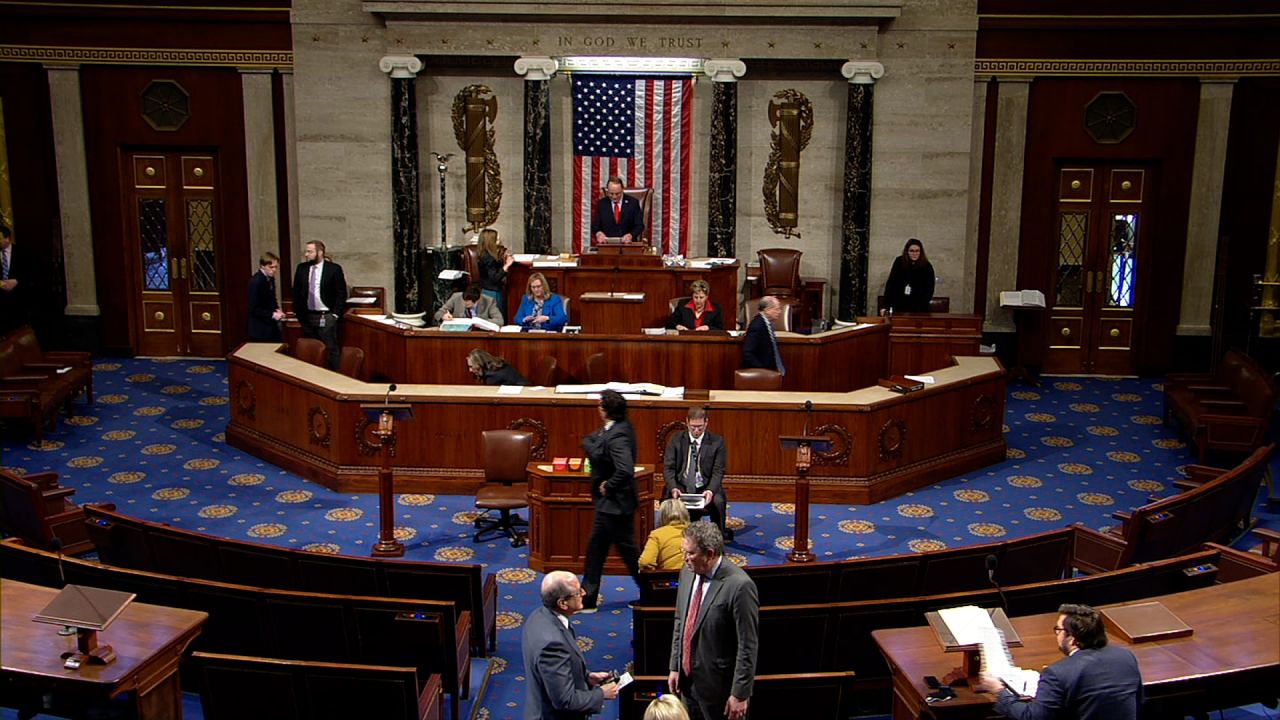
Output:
[466, 348, 530, 386]
[882, 238, 936, 314]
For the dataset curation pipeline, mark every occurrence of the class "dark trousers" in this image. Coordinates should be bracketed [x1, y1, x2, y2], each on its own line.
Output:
[299, 312, 340, 370]
[581, 510, 640, 602]
[679, 672, 728, 720]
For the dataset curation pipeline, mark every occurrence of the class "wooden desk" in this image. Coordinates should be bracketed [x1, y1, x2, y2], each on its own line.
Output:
[227, 344, 1006, 503]
[873, 573, 1280, 720]
[526, 463, 655, 574]
[507, 260, 739, 330]
[886, 314, 983, 377]
[578, 292, 646, 335]
[1, 578, 207, 720]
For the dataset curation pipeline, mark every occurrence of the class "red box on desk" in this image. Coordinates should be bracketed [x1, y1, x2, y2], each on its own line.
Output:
[553, 457, 568, 471]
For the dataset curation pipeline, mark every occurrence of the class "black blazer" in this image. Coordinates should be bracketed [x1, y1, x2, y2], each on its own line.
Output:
[291, 259, 347, 316]
[740, 314, 779, 371]
[882, 257, 936, 313]
[590, 195, 644, 240]
[246, 270, 281, 341]
[482, 364, 530, 386]
[666, 299, 724, 330]
[0, 243, 26, 335]
[663, 430, 727, 502]
[582, 419, 638, 515]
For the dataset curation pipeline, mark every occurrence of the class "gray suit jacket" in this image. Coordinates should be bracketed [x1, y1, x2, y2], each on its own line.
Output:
[668, 559, 759, 709]
[993, 644, 1142, 720]
[433, 291, 504, 325]
[522, 606, 605, 719]
[663, 430, 727, 507]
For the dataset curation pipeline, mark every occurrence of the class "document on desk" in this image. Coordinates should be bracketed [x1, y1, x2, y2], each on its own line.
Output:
[497, 385, 523, 394]
[555, 382, 669, 396]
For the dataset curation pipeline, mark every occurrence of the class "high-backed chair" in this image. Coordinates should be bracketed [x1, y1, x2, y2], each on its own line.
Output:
[0, 468, 93, 555]
[743, 298, 795, 333]
[757, 248, 803, 298]
[474, 430, 532, 547]
[669, 296, 688, 316]
[585, 352, 610, 384]
[461, 244, 482, 283]
[533, 356, 558, 387]
[293, 338, 327, 369]
[338, 346, 365, 380]
[734, 368, 783, 391]
[624, 187, 654, 244]
[346, 286, 386, 314]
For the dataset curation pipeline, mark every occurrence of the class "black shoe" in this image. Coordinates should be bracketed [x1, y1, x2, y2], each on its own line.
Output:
[724, 527, 735, 542]
[579, 598, 599, 614]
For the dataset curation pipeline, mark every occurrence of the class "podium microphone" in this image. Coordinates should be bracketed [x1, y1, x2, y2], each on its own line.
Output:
[384, 383, 397, 405]
[51, 536, 67, 586]
[610, 265, 619, 297]
[802, 400, 813, 436]
[986, 554, 1009, 615]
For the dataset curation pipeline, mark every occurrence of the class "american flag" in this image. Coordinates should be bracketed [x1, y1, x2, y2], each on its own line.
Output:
[571, 75, 693, 255]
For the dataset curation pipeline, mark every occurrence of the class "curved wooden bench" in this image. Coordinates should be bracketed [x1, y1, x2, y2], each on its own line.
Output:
[1165, 351, 1277, 462]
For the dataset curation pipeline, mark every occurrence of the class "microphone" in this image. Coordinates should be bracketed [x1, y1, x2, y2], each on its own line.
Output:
[986, 554, 1010, 615]
[802, 400, 813, 436]
[384, 383, 397, 405]
[50, 536, 76, 637]
[610, 265, 619, 297]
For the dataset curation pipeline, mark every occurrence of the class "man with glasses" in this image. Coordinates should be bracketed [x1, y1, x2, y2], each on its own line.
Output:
[974, 603, 1142, 720]
[522, 571, 620, 719]
[663, 407, 730, 540]
[667, 523, 758, 720]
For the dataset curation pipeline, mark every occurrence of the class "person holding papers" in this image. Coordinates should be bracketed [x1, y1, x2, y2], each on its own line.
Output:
[517, 272, 568, 331]
[435, 283, 504, 326]
[881, 238, 935, 314]
[466, 348, 530, 386]
[580, 390, 642, 611]
[973, 603, 1142, 720]
[667, 280, 724, 331]
[478, 228, 514, 305]
[522, 571, 620, 719]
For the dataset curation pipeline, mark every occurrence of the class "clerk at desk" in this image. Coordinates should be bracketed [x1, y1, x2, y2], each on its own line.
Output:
[591, 177, 644, 244]
[516, 272, 568, 331]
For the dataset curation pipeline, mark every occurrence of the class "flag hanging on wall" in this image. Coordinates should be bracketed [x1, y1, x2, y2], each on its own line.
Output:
[571, 74, 693, 256]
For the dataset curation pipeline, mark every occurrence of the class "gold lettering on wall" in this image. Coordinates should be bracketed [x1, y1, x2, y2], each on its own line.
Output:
[556, 35, 704, 49]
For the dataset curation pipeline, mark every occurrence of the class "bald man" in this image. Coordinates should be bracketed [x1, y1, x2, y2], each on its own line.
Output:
[522, 571, 620, 719]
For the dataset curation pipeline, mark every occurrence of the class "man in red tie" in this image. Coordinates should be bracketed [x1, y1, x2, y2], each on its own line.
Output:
[590, 176, 644, 244]
[667, 523, 758, 720]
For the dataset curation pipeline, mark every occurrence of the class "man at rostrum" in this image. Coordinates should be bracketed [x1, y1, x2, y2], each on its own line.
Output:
[974, 603, 1142, 720]
[663, 407, 730, 540]
[291, 240, 347, 370]
[590, 176, 644, 244]
[667, 523, 758, 720]
[522, 570, 620, 719]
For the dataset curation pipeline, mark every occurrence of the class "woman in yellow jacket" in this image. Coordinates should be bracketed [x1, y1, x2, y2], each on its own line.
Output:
[639, 499, 691, 571]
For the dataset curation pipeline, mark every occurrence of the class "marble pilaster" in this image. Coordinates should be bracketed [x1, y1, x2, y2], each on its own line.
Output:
[45, 64, 98, 317]
[380, 54, 424, 314]
[703, 59, 745, 259]
[1178, 78, 1236, 337]
[280, 68, 301, 261]
[985, 77, 1032, 333]
[837, 61, 884, 321]
[239, 68, 279, 277]
[515, 56, 557, 255]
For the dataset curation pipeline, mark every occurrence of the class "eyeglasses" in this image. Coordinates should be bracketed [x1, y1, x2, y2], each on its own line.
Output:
[1052, 626, 1066, 634]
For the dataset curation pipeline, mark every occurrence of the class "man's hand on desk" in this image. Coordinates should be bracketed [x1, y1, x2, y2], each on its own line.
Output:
[971, 674, 1002, 694]
[595, 231, 607, 243]
[441, 311, 454, 321]
[622, 233, 633, 243]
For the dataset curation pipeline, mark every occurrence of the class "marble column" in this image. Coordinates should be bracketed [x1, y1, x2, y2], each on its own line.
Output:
[380, 54, 424, 314]
[837, 61, 884, 321]
[1178, 78, 1236, 338]
[239, 68, 279, 276]
[45, 64, 98, 322]
[515, 57, 558, 255]
[279, 68, 300, 261]
[703, 59, 745, 259]
[985, 77, 1032, 333]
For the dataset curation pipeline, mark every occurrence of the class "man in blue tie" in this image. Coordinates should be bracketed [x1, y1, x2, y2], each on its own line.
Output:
[740, 295, 786, 374]
[0, 221, 24, 335]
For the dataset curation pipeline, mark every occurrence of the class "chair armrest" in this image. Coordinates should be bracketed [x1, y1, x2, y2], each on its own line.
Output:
[24, 472, 62, 489]
[42, 351, 91, 366]
[1111, 510, 1133, 522]
[1172, 479, 1200, 492]
[1252, 528, 1280, 561]
[1181, 464, 1225, 484]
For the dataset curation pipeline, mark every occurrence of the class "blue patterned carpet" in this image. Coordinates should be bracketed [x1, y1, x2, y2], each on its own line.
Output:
[2, 358, 1277, 720]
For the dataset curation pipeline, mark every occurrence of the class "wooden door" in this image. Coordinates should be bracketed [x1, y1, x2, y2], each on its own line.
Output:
[124, 152, 224, 357]
[1044, 166, 1147, 375]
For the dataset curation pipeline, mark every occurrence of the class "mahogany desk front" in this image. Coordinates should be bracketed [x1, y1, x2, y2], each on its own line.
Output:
[1, 578, 208, 720]
[872, 572, 1280, 720]
[526, 463, 656, 574]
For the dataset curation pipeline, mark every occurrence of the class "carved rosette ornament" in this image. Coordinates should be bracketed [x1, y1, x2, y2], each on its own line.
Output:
[452, 85, 502, 232]
[878, 419, 907, 461]
[762, 89, 813, 238]
[307, 407, 331, 448]
[811, 424, 852, 466]
[507, 417, 549, 460]
[971, 394, 996, 431]
[655, 420, 689, 473]
[354, 417, 396, 457]
[234, 380, 255, 420]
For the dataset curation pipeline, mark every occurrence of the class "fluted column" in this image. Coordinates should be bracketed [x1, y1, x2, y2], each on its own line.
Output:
[703, 59, 745, 259]
[380, 54, 424, 314]
[837, 61, 884, 321]
[515, 56, 558, 254]
[1179, 78, 1236, 338]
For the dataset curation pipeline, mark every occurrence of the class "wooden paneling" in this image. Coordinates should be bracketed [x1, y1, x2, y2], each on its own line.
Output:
[885, 313, 983, 376]
[527, 465, 656, 574]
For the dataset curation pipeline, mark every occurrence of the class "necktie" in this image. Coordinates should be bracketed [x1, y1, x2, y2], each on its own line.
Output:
[466, 306, 474, 319]
[309, 264, 323, 311]
[767, 319, 786, 375]
[687, 441, 701, 489]
[614, 202, 621, 224]
[1, 247, 8, 280]
[681, 575, 705, 676]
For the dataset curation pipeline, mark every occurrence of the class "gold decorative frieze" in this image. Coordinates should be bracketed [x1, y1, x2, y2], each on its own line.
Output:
[975, 58, 1280, 77]
[0, 45, 291, 68]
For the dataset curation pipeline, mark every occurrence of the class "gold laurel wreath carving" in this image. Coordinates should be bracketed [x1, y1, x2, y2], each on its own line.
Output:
[762, 89, 813, 239]
[451, 84, 502, 230]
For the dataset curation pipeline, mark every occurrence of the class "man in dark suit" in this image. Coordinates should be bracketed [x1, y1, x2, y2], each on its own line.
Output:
[740, 295, 785, 374]
[590, 176, 644, 244]
[663, 407, 730, 540]
[0, 221, 26, 335]
[522, 570, 620, 719]
[247, 251, 285, 341]
[433, 283, 504, 326]
[291, 240, 347, 369]
[975, 603, 1142, 720]
[667, 523, 758, 720]
[579, 389, 642, 611]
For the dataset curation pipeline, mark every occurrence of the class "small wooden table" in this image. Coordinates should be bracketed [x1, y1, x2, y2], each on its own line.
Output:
[526, 462, 655, 574]
[1, 578, 208, 720]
